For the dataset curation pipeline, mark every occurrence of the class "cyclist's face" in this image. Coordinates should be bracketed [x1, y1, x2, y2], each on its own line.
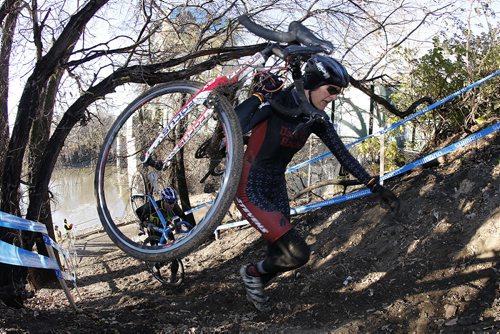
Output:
[163, 200, 175, 208]
[309, 84, 343, 110]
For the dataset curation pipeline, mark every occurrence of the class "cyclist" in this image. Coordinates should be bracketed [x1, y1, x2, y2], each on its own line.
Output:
[234, 55, 400, 311]
[135, 187, 192, 234]
[54, 225, 62, 244]
[63, 218, 73, 235]
[135, 186, 194, 283]
[62, 218, 75, 249]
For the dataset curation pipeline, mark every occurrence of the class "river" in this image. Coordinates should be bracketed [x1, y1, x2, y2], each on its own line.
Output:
[50, 167, 129, 235]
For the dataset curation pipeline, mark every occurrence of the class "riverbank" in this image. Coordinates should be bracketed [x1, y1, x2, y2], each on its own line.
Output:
[50, 166, 129, 235]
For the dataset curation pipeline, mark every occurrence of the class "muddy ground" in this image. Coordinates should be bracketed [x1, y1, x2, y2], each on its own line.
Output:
[1, 124, 498, 333]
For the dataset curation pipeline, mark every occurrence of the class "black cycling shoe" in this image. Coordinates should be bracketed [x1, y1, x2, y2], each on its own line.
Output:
[137, 223, 145, 236]
[170, 260, 179, 284]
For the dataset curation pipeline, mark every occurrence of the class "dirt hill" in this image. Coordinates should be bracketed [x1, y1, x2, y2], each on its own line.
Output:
[1, 123, 498, 333]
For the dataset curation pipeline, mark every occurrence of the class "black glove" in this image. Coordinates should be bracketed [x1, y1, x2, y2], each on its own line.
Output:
[369, 182, 400, 214]
[253, 73, 284, 96]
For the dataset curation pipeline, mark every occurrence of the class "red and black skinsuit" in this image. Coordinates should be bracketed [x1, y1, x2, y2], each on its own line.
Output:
[234, 88, 373, 283]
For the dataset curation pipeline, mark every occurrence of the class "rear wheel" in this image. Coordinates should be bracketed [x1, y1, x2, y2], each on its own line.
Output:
[143, 237, 185, 287]
[95, 81, 243, 261]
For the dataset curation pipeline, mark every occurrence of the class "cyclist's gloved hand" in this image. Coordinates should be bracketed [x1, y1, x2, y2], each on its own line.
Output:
[253, 73, 284, 97]
[368, 179, 400, 214]
[176, 221, 193, 233]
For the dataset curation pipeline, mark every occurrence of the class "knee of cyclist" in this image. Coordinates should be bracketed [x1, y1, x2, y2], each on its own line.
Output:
[284, 234, 310, 269]
[290, 242, 310, 268]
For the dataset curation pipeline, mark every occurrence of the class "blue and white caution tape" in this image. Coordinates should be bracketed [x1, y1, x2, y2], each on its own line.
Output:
[184, 200, 214, 215]
[0, 211, 48, 234]
[0, 240, 60, 270]
[286, 70, 499, 174]
[0, 215, 80, 308]
[290, 189, 372, 215]
[289, 122, 498, 215]
[0, 212, 77, 281]
[0, 212, 71, 260]
[43, 234, 70, 259]
[381, 122, 499, 181]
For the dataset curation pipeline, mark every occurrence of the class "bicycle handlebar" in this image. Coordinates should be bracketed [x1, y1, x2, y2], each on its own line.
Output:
[238, 14, 335, 127]
[238, 15, 333, 54]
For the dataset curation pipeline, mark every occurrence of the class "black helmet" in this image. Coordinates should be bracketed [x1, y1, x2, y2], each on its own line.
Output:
[303, 55, 350, 90]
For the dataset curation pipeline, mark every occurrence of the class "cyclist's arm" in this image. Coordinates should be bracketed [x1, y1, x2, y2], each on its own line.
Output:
[314, 121, 372, 185]
[235, 95, 271, 134]
[173, 204, 187, 220]
[173, 204, 196, 227]
[135, 202, 151, 223]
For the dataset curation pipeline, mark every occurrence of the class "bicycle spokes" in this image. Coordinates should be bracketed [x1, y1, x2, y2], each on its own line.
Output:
[95, 81, 243, 262]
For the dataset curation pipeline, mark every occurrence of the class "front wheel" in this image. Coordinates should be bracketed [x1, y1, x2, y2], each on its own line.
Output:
[143, 237, 185, 287]
[95, 81, 243, 261]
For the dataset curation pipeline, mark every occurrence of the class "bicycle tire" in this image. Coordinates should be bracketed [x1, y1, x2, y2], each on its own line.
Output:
[143, 237, 185, 287]
[95, 80, 243, 261]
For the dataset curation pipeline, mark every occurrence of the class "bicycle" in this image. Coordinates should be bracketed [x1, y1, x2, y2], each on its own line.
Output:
[129, 171, 192, 286]
[95, 14, 335, 262]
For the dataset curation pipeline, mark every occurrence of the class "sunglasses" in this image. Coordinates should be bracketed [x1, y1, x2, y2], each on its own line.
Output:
[326, 85, 343, 96]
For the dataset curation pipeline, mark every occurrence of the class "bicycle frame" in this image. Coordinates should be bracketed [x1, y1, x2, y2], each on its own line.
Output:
[141, 51, 268, 167]
[147, 194, 193, 245]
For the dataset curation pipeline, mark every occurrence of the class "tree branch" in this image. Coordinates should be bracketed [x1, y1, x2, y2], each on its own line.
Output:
[0, 0, 18, 25]
[30, 43, 267, 220]
[349, 75, 434, 118]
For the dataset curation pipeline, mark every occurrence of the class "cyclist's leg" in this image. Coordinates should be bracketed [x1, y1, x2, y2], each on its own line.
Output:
[235, 163, 293, 242]
[170, 259, 179, 282]
[235, 163, 311, 310]
[235, 162, 311, 281]
[260, 229, 310, 284]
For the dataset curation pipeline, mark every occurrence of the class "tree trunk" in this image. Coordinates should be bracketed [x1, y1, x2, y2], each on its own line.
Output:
[0, 0, 20, 199]
[0, 0, 20, 24]
[2, 0, 110, 214]
[0, 0, 110, 307]
[176, 153, 196, 226]
[0, 1, 23, 308]
[26, 69, 66, 287]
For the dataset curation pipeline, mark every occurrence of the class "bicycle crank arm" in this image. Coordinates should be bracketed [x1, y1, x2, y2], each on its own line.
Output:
[200, 170, 211, 184]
